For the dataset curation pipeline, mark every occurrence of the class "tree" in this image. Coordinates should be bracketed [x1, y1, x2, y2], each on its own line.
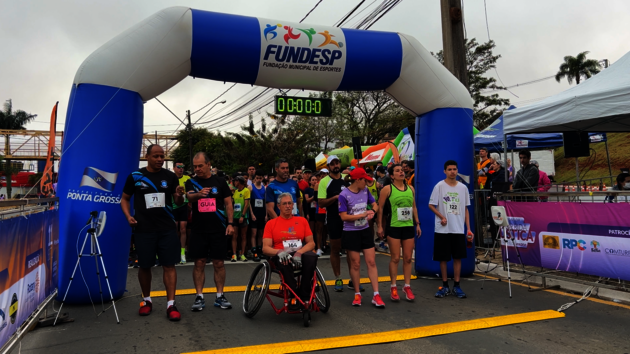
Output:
[333, 91, 415, 146]
[0, 99, 37, 198]
[433, 38, 511, 131]
[555, 51, 601, 85]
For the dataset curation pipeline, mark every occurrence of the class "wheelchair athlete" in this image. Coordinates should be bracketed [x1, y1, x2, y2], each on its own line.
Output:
[262, 192, 318, 309]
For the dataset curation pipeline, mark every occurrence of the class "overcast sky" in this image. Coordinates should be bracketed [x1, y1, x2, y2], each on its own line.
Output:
[2, 0, 630, 135]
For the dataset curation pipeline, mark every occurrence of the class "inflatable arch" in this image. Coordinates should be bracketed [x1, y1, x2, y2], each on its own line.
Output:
[57, 7, 474, 303]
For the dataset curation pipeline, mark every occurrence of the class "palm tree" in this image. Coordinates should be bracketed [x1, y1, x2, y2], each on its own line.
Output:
[0, 99, 37, 198]
[555, 51, 602, 85]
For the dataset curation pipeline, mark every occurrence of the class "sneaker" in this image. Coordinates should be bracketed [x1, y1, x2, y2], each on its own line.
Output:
[347, 280, 365, 292]
[167, 304, 181, 321]
[403, 286, 415, 301]
[390, 287, 400, 302]
[191, 296, 205, 311]
[253, 253, 260, 262]
[214, 295, 232, 309]
[334, 278, 344, 292]
[239, 254, 248, 262]
[231, 255, 237, 262]
[452, 286, 467, 299]
[180, 254, 187, 264]
[372, 294, 385, 308]
[435, 286, 451, 298]
[288, 298, 302, 311]
[352, 294, 362, 306]
[316, 249, 323, 257]
[139, 300, 152, 316]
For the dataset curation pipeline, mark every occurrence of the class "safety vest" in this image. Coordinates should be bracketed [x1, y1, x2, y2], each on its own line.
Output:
[405, 173, 414, 186]
[477, 159, 491, 187]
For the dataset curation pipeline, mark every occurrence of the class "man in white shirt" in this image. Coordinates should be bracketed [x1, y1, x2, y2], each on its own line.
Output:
[428, 160, 472, 299]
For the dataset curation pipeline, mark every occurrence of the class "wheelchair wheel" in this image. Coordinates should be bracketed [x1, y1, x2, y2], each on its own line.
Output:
[243, 262, 270, 318]
[314, 268, 330, 313]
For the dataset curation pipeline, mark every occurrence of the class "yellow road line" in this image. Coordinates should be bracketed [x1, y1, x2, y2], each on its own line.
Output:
[474, 273, 630, 311]
[182, 310, 564, 354]
[150, 274, 417, 298]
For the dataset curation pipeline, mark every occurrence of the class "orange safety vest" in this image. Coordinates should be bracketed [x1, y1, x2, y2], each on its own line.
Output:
[405, 173, 415, 186]
[477, 159, 492, 187]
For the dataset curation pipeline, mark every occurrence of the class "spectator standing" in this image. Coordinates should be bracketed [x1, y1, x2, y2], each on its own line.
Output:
[512, 150, 539, 195]
[476, 148, 492, 188]
[507, 158, 514, 182]
[531, 160, 551, 201]
[402, 160, 415, 186]
[429, 160, 472, 299]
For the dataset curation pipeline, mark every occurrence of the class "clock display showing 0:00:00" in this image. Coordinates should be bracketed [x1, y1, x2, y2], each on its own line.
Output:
[274, 96, 332, 117]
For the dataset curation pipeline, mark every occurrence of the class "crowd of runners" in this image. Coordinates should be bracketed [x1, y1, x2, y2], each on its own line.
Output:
[121, 144, 471, 321]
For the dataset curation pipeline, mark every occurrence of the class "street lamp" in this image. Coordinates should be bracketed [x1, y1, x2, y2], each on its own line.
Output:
[187, 100, 227, 168]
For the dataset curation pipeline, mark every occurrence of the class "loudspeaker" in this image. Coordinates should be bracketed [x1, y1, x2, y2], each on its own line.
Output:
[563, 132, 590, 158]
[351, 137, 362, 160]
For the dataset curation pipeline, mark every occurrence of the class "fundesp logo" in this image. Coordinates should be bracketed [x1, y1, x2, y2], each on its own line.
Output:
[262, 23, 343, 66]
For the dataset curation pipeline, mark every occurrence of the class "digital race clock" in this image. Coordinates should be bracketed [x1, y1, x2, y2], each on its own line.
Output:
[274, 96, 332, 117]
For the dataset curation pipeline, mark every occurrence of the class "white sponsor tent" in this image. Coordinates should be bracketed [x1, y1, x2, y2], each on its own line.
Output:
[504, 49, 630, 134]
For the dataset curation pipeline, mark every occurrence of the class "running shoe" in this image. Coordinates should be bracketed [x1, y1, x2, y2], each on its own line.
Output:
[180, 254, 187, 264]
[253, 252, 260, 262]
[167, 304, 181, 321]
[214, 295, 232, 309]
[288, 298, 301, 312]
[239, 254, 248, 262]
[390, 287, 400, 302]
[347, 280, 365, 292]
[231, 255, 237, 262]
[403, 286, 415, 301]
[452, 286, 467, 299]
[352, 294, 362, 306]
[191, 296, 205, 311]
[435, 286, 451, 298]
[334, 278, 344, 292]
[316, 249, 323, 257]
[371, 294, 385, 308]
[139, 300, 152, 316]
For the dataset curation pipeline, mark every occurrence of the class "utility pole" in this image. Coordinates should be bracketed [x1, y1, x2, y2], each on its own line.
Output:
[186, 110, 193, 170]
[440, 0, 468, 89]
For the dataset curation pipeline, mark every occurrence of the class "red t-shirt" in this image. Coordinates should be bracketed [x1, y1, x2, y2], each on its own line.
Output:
[298, 180, 309, 191]
[263, 216, 312, 250]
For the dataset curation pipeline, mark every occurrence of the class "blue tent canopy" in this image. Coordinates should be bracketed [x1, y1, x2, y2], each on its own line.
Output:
[474, 106, 607, 153]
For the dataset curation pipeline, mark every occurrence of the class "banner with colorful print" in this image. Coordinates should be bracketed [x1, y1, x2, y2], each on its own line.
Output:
[497, 201, 630, 281]
[0, 209, 58, 348]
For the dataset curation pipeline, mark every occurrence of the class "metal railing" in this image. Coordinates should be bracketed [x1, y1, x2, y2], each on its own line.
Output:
[0, 197, 59, 219]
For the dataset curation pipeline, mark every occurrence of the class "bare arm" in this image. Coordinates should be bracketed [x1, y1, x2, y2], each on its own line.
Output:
[296, 235, 315, 255]
[262, 238, 278, 257]
[411, 186, 421, 236]
[465, 207, 472, 235]
[120, 193, 137, 226]
[266, 202, 278, 219]
[429, 204, 447, 226]
[340, 211, 368, 222]
[298, 200, 304, 217]
[187, 188, 210, 203]
[318, 195, 338, 208]
[377, 186, 390, 237]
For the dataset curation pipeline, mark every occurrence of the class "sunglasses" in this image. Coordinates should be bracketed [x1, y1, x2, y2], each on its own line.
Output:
[176, 165, 184, 168]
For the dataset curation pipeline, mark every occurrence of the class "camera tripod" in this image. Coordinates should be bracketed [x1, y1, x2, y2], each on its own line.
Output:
[54, 211, 120, 325]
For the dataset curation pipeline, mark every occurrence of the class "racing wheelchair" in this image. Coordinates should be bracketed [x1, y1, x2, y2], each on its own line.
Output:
[242, 259, 330, 327]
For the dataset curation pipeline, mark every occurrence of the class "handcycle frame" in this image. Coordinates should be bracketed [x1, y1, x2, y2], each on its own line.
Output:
[243, 259, 330, 327]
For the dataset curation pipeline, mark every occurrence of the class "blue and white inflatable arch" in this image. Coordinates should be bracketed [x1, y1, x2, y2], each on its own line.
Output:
[58, 7, 474, 303]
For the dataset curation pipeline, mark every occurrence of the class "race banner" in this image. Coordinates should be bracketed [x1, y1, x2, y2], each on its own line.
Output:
[40, 102, 58, 196]
[0, 209, 58, 348]
[498, 201, 630, 281]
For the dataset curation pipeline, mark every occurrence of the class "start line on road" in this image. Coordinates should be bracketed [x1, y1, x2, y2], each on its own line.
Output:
[182, 310, 565, 354]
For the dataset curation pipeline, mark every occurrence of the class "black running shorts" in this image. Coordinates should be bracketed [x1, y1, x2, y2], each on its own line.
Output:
[173, 206, 189, 222]
[342, 228, 375, 252]
[188, 230, 228, 261]
[433, 232, 467, 261]
[387, 226, 416, 240]
[134, 229, 180, 268]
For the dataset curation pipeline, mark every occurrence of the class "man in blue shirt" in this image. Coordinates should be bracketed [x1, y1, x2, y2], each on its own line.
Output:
[265, 158, 303, 219]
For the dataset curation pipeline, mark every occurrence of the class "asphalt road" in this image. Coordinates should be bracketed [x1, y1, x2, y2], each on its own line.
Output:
[10, 253, 630, 354]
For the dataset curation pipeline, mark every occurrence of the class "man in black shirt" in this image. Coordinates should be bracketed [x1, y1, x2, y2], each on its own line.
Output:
[318, 155, 351, 292]
[121, 144, 184, 321]
[185, 152, 234, 311]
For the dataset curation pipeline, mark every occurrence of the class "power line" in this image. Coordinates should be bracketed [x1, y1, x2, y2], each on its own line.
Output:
[190, 83, 237, 116]
[299, 0, 324, 23]
[154, 97, 185, 124]
[481, 75, 555, 93]
[335, 0, 366, 27]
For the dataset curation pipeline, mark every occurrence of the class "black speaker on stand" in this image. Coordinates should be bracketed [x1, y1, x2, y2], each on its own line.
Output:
[563, 131, 590, 189]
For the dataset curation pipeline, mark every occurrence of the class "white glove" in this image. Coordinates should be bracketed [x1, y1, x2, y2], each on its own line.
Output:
[277, 251, 292, 264]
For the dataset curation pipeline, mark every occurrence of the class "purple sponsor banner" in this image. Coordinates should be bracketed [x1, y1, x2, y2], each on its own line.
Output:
[497, 201, 630, 281]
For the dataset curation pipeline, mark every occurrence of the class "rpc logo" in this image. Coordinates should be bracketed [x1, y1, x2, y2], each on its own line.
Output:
[562, 239, 586, 251]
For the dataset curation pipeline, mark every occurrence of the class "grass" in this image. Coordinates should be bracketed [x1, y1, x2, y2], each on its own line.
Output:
[553, 132, 630, 186]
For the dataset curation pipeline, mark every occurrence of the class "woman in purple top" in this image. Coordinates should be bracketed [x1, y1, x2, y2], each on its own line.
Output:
[338, 168, 384, 308]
